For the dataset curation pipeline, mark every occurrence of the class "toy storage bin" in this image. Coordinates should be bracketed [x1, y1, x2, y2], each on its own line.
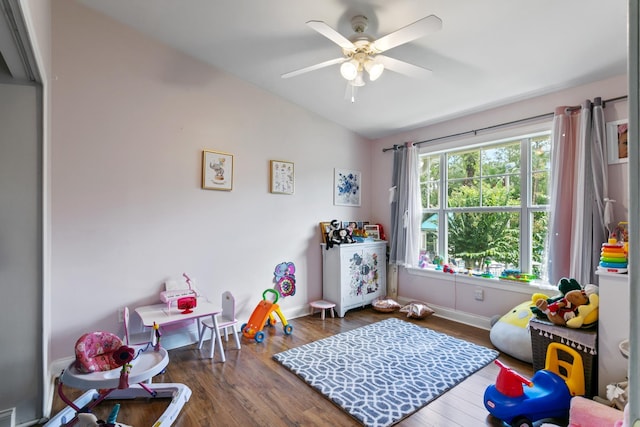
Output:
[529, 317, 598, 398]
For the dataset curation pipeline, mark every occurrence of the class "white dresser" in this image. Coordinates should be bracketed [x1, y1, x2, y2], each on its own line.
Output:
[597, 271, 630, 397]
[321, 241, 387, 317]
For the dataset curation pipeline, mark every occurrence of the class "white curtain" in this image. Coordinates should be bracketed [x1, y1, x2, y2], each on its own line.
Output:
[548, 99, 609, 285]
[389, 143, 421, 266]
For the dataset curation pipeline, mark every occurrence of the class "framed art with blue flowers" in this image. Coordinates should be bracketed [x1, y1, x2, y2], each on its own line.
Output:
[334, 168, 361, 206]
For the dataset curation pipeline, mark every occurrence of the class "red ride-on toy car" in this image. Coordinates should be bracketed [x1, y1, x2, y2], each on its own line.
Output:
[484, 342, 585, 427]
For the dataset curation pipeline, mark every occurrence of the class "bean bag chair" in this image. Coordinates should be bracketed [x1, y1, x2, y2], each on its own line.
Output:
[489, 295, 547, 363]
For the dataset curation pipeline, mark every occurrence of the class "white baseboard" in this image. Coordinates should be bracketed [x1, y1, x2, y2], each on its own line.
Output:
[0, 408, 15, 427]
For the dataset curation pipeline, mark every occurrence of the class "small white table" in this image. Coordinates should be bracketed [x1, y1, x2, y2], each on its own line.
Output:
[135, 300, 225, 361]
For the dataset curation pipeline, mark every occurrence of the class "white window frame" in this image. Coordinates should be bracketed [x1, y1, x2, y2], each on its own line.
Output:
[418, 123, 552, 283]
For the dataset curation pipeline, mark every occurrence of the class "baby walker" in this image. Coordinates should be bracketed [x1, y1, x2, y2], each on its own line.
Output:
[241, 288, 293, 343]
[45, 328, 191, 427]
[484, 342, 585, 427]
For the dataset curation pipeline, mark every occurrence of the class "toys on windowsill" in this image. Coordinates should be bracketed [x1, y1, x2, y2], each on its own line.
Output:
[432, 255, 443, 270]
[499, 269, 537, 283]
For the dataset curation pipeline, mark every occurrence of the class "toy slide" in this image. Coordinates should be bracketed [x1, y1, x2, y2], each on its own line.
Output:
[241, 289, 293, 343]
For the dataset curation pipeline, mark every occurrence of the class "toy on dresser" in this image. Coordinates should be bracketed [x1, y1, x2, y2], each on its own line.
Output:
[160, 272, 199, 312]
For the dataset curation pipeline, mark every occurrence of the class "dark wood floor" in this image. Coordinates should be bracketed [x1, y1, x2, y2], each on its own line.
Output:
[45, 307, 554, 427]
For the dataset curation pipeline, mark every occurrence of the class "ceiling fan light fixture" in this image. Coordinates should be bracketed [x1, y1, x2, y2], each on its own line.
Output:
[364, 58, 384, 81]
[351, 70, 366, 87]
[340, 59, 359, 80]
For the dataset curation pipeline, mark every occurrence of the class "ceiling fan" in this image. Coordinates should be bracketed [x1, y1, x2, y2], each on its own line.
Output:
[282, 14, 442, 101]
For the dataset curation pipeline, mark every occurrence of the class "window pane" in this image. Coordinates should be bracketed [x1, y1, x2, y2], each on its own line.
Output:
[419, 213, 439, 266]
[448, 150, 479, 180]
[532, 211, 549, 279]
[481, 175, 521, 206]
[447, 211, 520, 275]
[531, 135, 551, 206]
[481, 143, 520, 175]
[448, 178, 480, 207]
[532, 171, 549, 205]
[420, 156, 440, 208]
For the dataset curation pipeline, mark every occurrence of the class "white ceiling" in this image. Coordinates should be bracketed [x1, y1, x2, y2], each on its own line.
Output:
[77, 0, 628, 139]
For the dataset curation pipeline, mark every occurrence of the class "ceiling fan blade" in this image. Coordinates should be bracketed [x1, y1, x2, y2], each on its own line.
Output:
[306, 20, 356, 50]
[377, 55, 432, 79]
[281, 57, 347, 79]
[371, 15, 442, 53]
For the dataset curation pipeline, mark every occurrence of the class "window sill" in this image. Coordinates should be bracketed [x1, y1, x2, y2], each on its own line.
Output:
[405, 266, 556, 294]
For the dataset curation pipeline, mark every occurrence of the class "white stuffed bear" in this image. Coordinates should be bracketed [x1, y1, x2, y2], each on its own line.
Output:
[75, 404, 132, 427]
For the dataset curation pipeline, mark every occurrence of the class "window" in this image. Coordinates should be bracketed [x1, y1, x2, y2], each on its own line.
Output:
[418, 132, 551, 281]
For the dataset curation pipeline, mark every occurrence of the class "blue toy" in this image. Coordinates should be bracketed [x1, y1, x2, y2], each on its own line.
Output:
[484, 342, 586, 427]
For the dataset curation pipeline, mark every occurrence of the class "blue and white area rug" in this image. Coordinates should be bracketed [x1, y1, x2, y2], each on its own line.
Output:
[273, 317, 498, 427]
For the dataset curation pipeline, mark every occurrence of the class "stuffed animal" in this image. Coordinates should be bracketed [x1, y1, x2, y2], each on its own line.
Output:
[534, 283, 598, 327]
[325, 219, 355, 249]
[76, 404, 131, 427]
[530, 277, 582, 320]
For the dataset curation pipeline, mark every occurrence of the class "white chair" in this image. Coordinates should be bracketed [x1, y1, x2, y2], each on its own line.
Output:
[123, 306, 152, 345]
[198, 291, 241, 358]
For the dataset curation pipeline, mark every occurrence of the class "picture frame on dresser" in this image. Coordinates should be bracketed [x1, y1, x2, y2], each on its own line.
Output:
[364, 224, 380, 240]
[319, 222, 331, 244]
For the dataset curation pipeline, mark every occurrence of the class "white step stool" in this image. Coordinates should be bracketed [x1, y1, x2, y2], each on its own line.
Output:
[309, 300, 336, 320]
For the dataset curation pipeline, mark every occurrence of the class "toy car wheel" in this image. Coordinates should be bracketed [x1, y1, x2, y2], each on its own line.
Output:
[255, 331, 265, 343]
[266, 318, 273, 327]
[284, 324, 293, 335]
[510, 416, 533, 427]
[240, 323, 247, 332]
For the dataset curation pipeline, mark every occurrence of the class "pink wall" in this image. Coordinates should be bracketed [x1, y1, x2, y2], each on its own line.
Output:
[49, 1, 371, 361]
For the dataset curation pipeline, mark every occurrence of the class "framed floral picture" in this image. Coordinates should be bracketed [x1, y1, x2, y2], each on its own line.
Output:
[334, 168, 361, 206]
[270, 160, 294, 194]
[606, 119, 628, 164]
[202, 150, 233, 190]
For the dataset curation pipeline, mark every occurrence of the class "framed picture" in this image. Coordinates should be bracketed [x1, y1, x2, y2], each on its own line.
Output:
[334, 168, 361, 206]
[202, 150, 233, 190]
[319, 222, 332, 244]
[364, 224, 380, 240]
[270, 160, 294, 194]
[606, 119, 628, 164]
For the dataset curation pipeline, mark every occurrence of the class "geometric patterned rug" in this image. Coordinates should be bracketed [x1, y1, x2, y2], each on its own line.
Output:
[273, 318, 498, 427]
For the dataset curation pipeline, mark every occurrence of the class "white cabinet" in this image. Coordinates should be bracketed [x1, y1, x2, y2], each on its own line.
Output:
[321, 241, 387, 317]
[597, 271, 630, 397]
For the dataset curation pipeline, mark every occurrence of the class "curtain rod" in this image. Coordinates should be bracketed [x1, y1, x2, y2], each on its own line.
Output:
[382, 94, 628, 152]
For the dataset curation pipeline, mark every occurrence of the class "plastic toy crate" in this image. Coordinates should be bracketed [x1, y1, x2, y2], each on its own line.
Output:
[529, 317, 598, 398]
